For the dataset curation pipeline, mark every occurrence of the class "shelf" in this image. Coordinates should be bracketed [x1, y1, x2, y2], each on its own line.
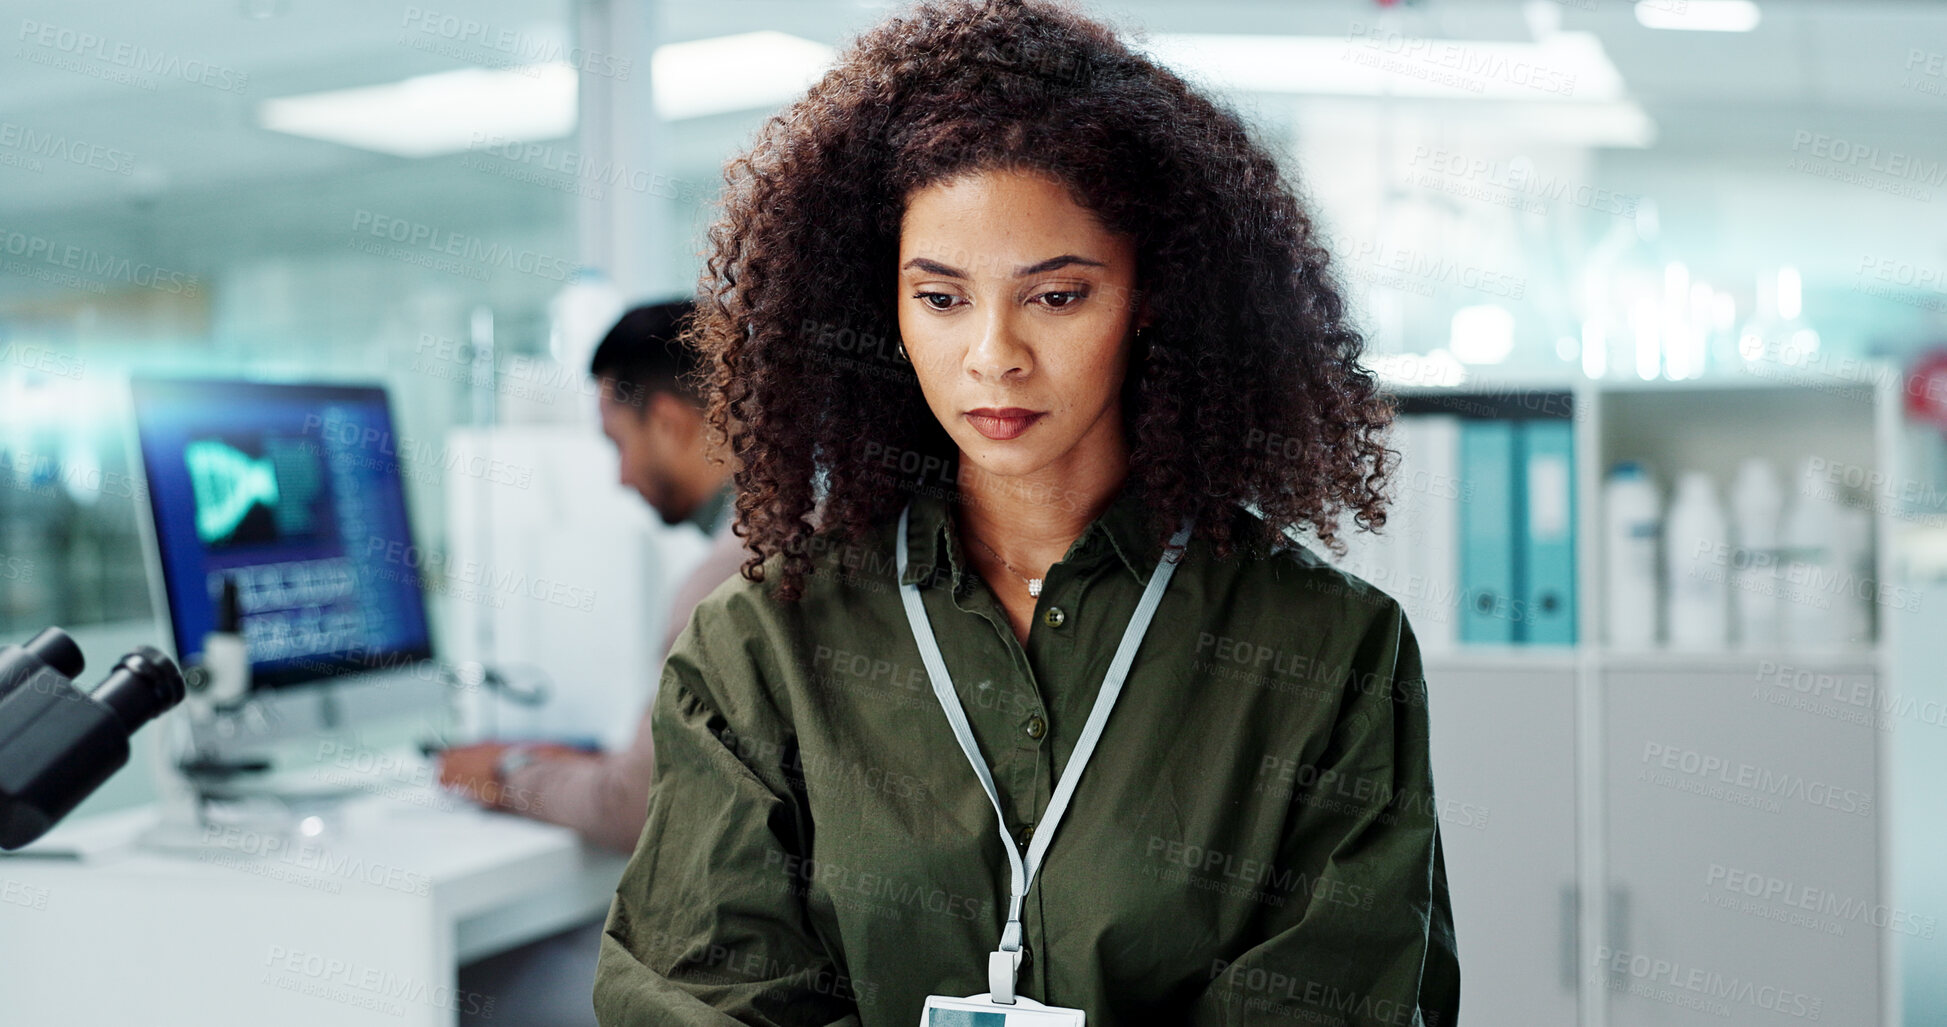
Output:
[1592, 646, 1879, 674]
[1383, 359, 1898, 398]
[1423, 645, 1880, 675]
[1421, 645, 1580, 673]
[1583, 367, 1887, 395]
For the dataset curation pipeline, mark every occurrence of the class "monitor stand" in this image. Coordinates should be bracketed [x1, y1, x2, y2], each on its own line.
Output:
[133, 697, 443, 858]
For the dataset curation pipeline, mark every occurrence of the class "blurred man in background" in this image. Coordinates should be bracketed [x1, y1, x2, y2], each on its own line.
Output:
[438, 298, 745, 849]
[436, 299, 745, 1027]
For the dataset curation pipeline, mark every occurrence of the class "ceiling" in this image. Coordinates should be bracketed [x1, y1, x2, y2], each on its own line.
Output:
[1, 0, 1942, 347]
[2, 0, 1942, 216]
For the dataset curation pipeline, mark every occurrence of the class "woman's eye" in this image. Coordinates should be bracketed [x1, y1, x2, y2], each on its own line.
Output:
[914, 292, 960, 311]
[1037, 289, 1086, 309]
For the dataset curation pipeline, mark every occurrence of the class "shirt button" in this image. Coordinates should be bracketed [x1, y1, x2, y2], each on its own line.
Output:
[1026, 715, 1047, 740]
[1042, 606, 1066, 628]
[1018, 823, 1036, 847]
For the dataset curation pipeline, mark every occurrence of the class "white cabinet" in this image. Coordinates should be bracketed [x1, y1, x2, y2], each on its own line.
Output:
[1424, 651, 1580, 1027]
[1599, 654, 1880, 1026]
[1374, 366, 1909, 1026]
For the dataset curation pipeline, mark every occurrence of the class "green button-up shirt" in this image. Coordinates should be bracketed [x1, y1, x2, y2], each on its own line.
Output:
[594, 482, 1460, 1026]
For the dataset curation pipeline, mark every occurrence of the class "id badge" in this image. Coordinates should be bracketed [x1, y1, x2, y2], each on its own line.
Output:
[919, 993, 1085, 1026]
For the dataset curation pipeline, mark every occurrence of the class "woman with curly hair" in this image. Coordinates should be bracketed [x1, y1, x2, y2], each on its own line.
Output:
[594, 1, 1459, 1024]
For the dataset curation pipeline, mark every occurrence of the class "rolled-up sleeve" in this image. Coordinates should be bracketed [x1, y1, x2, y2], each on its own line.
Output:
[1192, 601, 1461, 1027]
[594, 603, 865, 1027]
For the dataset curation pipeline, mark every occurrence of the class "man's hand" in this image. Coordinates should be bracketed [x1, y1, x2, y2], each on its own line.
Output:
[437, 742, 592, 812]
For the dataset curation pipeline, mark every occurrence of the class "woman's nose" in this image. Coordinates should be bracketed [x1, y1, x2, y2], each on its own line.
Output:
[966, 308, 1031, 380]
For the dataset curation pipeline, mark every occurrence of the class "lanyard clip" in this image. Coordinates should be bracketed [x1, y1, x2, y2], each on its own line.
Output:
[990, 919, 1024, 1002]
[988, 947, 1023, 1005]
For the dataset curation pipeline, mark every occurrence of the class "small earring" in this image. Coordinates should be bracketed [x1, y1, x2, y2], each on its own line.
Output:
[896, 340, 910, 362]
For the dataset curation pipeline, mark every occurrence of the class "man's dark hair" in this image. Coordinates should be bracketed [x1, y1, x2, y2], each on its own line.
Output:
[589, 299, 700, 412]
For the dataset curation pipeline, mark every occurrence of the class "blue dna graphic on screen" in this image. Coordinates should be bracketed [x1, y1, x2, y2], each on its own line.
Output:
[182, 436, 325, 549]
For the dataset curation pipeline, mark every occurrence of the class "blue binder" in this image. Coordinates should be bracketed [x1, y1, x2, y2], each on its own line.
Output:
[1458, 420, 1516, 643]
[1518, 420, 1577, 644]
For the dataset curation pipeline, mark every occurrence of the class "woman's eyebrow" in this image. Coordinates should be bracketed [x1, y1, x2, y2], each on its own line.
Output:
[900, 254, 1106, 278]
[1015, 254, 1105, 276]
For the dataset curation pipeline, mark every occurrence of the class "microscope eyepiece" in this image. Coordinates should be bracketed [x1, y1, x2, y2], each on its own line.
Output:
[91, 646, 187, 735]
[0, 630, 186, 850]
[24, 627, 85, 680]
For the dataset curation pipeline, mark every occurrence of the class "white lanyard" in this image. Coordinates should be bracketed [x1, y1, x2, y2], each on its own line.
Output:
[894, 501, 1194, 1004]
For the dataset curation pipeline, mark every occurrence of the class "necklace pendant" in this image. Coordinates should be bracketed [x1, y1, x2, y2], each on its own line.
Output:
[1028, 578, 1042, 597]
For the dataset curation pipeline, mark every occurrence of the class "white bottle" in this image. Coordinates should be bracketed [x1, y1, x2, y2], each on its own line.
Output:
[1781, 458, 1844, 650]
[1604, 462, 1661, 649]
[1729, 459, 1784, 649]
[1665, 471, 1729, 650]
[197, 575, 252, 708]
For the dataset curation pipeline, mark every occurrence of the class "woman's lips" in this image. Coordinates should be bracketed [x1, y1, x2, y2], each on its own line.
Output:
[965, 408, 1045, 441]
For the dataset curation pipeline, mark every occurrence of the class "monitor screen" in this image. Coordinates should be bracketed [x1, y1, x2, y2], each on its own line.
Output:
[131, 378, 433, 689]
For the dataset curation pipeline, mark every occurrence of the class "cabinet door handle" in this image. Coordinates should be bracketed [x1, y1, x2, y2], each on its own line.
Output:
[1560, 883, 1579, 991]
[1606, 885, 1632, 990]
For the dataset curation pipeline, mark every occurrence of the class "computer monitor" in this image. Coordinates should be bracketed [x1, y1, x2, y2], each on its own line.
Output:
[130, 378, 443, 744]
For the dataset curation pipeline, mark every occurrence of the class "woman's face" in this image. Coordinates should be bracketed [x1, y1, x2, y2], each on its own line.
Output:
[897, 167, 1143, 484]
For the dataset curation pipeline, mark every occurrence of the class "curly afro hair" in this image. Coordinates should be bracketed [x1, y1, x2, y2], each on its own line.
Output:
[688, 0, 1396, 601]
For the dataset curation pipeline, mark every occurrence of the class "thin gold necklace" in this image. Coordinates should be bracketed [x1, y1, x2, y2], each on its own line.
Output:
[966, 532, 1043, 597]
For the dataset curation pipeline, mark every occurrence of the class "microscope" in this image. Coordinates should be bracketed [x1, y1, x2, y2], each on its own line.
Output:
[0, 627, 185, 850]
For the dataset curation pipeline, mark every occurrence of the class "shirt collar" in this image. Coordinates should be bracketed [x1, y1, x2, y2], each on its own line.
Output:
[897, 477, 1166, 591]
[689, 481, 735, 537]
